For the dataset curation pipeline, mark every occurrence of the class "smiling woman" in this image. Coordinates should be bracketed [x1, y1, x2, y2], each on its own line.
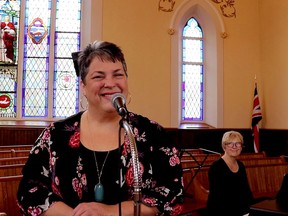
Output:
[206, 131, 254, 216]
[17, 40, 184, 216]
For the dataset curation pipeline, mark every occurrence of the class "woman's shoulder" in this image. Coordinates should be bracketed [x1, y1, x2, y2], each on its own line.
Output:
[237, 159, 246, 168]
[213, 157, 224, 164]
[44, 112, 83, 136]
[209, 157, 225, 169]
[52, 111, 83, 128]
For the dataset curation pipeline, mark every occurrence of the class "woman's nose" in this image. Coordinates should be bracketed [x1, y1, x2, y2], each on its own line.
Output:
[103, 77, 116, 88]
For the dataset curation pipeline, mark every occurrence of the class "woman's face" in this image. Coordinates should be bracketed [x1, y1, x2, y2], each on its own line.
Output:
[81, 57, 128, 113]
[223, 138, 243, 157]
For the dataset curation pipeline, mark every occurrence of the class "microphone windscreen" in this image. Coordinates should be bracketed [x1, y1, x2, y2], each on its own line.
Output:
[111, 93, 126, 109]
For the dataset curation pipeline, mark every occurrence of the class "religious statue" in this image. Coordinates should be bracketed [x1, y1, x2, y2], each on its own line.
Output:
[0, 15, 16, 63]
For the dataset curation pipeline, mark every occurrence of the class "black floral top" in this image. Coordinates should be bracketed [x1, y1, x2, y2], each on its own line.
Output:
[17, 112, 184, 215]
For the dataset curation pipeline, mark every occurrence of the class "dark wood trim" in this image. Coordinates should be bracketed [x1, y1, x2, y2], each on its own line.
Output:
[0, 125, 288, 157]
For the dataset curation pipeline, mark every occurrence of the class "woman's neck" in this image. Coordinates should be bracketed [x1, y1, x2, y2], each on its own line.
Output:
[222, 154, 239, 172]
[86, 108, 121, 124]
[80, 110, 124, 151]
[222, 153, 237, 164]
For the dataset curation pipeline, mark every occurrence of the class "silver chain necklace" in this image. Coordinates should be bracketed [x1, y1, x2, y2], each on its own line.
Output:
[93, 151, 110, 202]
[85, 112, 110, 202]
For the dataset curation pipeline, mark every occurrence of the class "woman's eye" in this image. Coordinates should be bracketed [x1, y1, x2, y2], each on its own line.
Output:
[115, 73, 124, 77]
[92, 75, 103, 79]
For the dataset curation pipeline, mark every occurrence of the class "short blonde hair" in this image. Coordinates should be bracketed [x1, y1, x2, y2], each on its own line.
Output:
[221, 130, 244, 149]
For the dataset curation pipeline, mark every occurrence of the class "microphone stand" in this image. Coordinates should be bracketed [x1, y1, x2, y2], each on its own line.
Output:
[120, 117, 142, 216]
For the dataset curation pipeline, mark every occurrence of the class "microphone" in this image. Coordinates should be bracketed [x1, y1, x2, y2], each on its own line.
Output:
[111, 93, 128, 118]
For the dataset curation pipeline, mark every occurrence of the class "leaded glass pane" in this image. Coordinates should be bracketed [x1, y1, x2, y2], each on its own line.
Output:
[0, 65, 17, 118]
[183, 39, 203, 62]
[22, 0, 51, 118]
[56, 0, 81, 32]
[53, 0, 81, 117]
[183, 18, 202, 38]
[182, 64, 203, 120]
[182, 18, 204, 121]
[23, 58, 48, 117]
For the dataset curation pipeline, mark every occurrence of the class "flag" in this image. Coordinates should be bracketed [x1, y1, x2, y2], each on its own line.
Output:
[252, 83, 262, 153]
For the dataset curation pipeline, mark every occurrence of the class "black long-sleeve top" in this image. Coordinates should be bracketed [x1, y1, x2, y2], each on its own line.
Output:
[206, 158, 254, 216]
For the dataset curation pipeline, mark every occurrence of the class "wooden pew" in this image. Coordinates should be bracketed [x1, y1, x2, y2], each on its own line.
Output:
[0, 175, 23, 216]
[180, 148, 222, 159]
[0, 156, 28, 165]
[0, 149, 30, 158]
[181, 156, 283, 170]
[0, 144, 32, 151]
[241, 157, 285, 166]
[181, 159, 215, 169]
[180, 150, 266, 160]
[180, 152, 270, 172]
[0, 164, 24, 177]
[246, 163, 288, 199]
[180, 148, 204, 156]
[182, 166, 210, 191]
[180, 168, 209, 215]
[180, 154, 221, 163]
[237, 151, 266, 160]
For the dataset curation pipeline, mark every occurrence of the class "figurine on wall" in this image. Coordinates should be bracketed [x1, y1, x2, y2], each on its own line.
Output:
[0, 15, 16, 63]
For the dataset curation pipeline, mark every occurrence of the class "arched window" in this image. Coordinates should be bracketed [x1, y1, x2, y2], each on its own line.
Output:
[170, 0, 225, 128]
[182, 17, 204, 121]
[0, 0, 88, 120]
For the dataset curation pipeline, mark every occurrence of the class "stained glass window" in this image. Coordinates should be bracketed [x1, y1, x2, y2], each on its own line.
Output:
[22, 0, 81, 118]
[0, 0, 20, 118]
[182, 17, 204, 121]
[0, 0, 81, 120]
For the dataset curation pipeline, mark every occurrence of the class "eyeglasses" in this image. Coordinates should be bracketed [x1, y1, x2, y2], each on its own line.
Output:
[225, 142, 243, 148]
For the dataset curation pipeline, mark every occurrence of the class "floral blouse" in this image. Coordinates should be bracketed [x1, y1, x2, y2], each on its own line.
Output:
[17, 112, 184, 215]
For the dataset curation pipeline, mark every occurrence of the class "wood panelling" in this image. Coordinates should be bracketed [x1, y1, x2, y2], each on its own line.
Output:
[0, 126, 45, 145]
[0, 126, 288, 157]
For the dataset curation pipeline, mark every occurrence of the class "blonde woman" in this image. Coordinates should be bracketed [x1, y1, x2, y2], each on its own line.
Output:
[206, 131, 254, 216]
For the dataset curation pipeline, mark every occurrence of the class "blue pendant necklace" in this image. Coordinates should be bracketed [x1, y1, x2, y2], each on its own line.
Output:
[93, 151, 110, 202]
